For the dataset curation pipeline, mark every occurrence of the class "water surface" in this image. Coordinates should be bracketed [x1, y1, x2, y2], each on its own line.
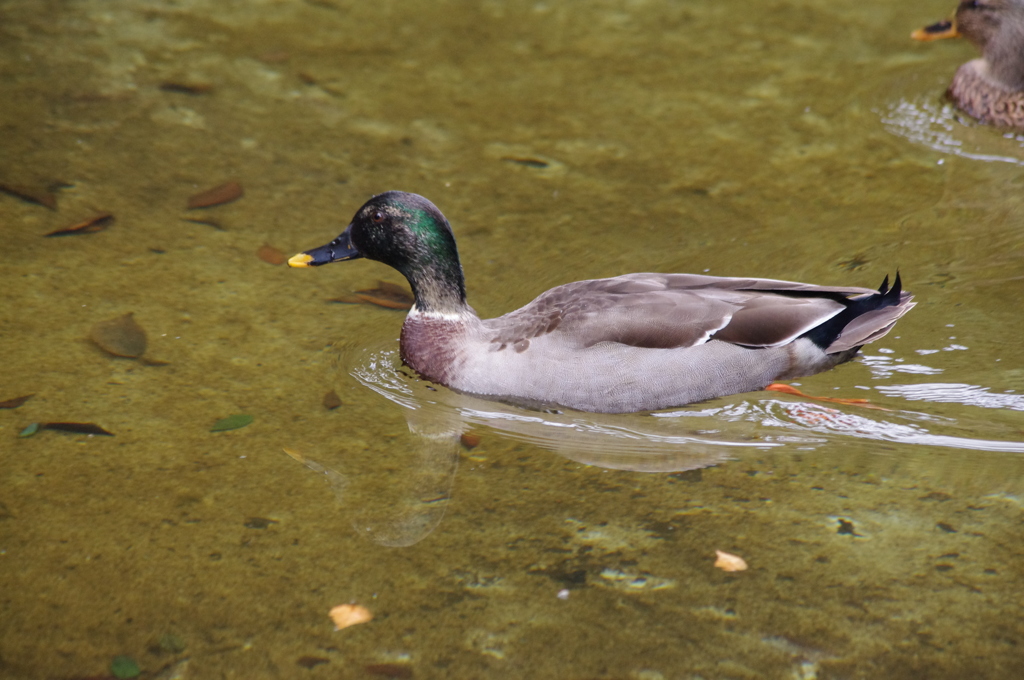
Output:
[2, 1, 1023, 678]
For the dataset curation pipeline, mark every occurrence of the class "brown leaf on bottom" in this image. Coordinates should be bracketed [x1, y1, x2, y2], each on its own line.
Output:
[45, 212, 114, 237]
[330, 281, 413, 310]
[90, 312, 147, 358]
[256, 243, 287, 265]
[187, 181, 243, 209]
[0, 394, 34, 409]
[322, 390, 342, 410]
[0, 182, 59, 210]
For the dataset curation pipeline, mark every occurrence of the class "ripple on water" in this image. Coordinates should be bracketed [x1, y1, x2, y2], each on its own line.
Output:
[876, 382, 1024, 412]
[346, 345, 1024, 473]
[879, 96, 1024, 165]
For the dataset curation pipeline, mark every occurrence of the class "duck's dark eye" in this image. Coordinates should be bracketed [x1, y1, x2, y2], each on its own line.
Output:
[372, 211, 385, 224]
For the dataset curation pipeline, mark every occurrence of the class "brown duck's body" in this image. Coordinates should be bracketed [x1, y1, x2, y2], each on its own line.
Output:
[948, 58, 1024, 127]
[290, 192, 916, 414]
[915, 0, 1024, 129]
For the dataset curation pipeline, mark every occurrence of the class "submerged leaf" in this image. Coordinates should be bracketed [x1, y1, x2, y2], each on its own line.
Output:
[0, 182, 59, 209]
[110, 655, 141, 679]
[45, 212, 114, 237]
[329, 603, 372, 630]
[182, 217, 224, 230]
[43, 422, 114, 436]
[187, 181, 243, 209]
[18, 423, 40, 438]
[322, 390, 342, 410]
[282, 447, 306, 463]
[160, 81, 213, 95]
[330, 280, 414, 310]
[0, 394, 34, 409]
[256, 243, 287, 265]
[211, 414, 254, 432]
[90, 313, 147, 358]
[502, 156, 550, 168]
[244, 517, 279, 529]
[714, 550, 748, 572]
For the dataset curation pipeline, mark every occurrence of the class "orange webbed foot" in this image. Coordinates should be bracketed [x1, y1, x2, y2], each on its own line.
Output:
[765, 383, 891, 411]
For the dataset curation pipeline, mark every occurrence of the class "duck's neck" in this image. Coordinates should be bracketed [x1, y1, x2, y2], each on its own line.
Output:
[402, 259, 472, 318]
[983, 29, 1024, 91]
[399, 275, 476, 386]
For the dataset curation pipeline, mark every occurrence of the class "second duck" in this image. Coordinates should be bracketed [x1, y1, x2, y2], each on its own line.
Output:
[914, 0, 1024, 128]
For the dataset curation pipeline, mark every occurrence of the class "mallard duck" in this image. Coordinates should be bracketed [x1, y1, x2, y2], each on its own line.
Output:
[913, 0, 1024, 128]
[289, 192, 914, 414]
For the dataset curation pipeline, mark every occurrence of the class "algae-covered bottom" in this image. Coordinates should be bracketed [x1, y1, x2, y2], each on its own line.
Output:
[1, 0, 1023, 678]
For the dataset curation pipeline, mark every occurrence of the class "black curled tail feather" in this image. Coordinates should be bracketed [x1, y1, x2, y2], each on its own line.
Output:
[803, 271, 915, 354]
[883, 271, 903, 303]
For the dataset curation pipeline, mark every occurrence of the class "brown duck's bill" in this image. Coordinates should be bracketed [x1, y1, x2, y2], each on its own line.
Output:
[288, 226, 362, 267]
[911, 20, 959, 41]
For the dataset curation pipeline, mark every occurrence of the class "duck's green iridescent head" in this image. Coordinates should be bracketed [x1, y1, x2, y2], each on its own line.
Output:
[289, 191, 467, 313]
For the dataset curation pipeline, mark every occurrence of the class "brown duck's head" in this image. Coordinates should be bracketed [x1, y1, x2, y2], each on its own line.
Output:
[913, 1, 1024, 90]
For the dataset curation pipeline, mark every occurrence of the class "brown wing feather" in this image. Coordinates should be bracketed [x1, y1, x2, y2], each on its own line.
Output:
[483, 273, 863, 351]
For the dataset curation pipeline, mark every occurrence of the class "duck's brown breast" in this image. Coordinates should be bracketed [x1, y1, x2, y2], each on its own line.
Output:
[949, 61, 1024, 128]
[399, 314, 472, 386]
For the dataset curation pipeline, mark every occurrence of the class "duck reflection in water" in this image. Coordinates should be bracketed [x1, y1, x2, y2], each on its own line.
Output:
[283, 345, 1024, 548]
[286, 348, 755, 547]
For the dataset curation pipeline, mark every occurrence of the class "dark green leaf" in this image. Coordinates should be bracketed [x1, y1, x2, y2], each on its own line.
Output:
[110, 655, 140, 679]
[211, 414, 254, 432]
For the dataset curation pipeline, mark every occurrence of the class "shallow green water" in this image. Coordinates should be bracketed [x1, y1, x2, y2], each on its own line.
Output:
[2, 1, 1024, 678]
